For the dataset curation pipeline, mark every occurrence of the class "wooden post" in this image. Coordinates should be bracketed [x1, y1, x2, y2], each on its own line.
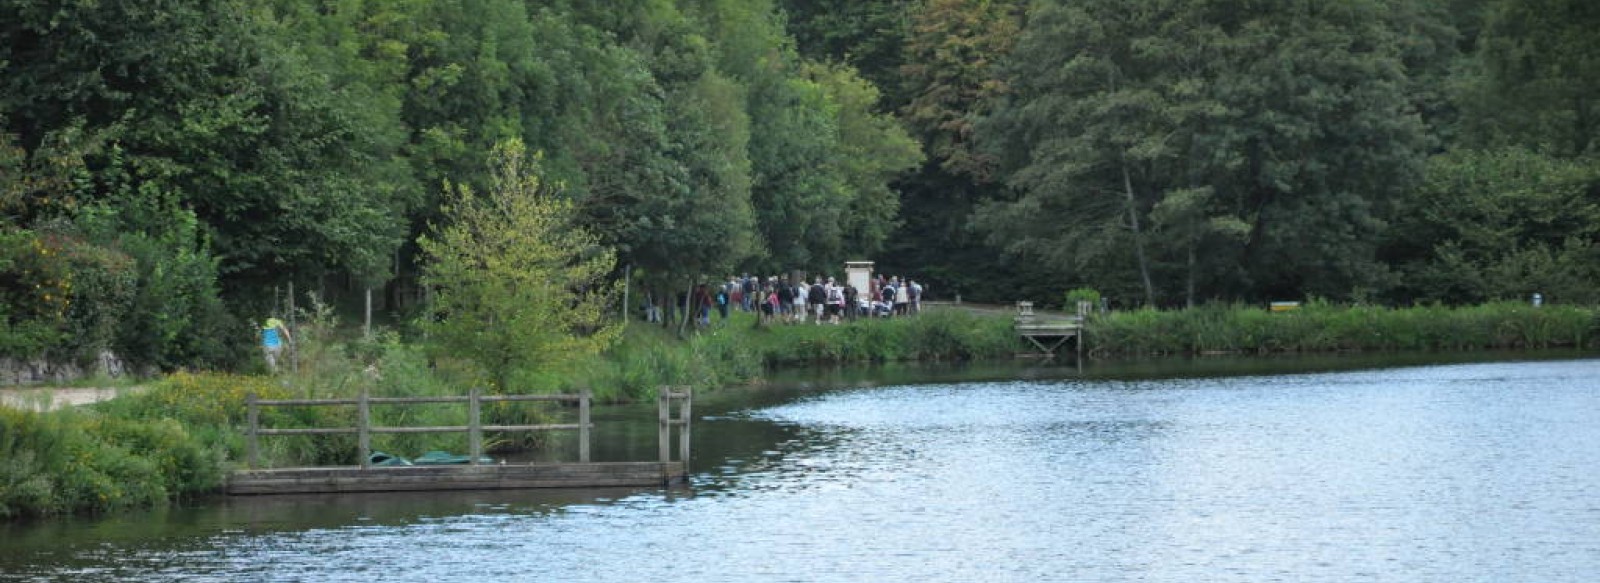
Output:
[1077, 327, 1084, 361]
[578, 388, 592, 463]
[287, 281, 298, 374]
[357, 387, 371, 469]
[622, 264, 631, 323]
[468, 387, 482, 466]
[657, 389, 669, 463]
[247, 392, 260, 469]
[678, 388, 691, 466]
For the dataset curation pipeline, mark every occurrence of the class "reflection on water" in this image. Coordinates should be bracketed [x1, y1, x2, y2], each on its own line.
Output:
[4, 355, 1599, 582]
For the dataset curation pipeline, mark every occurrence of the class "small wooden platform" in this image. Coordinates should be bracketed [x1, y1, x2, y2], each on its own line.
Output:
[226, 461, 688, 495]
[229, 386, 694, 496]
[1014, 301, 1083, 358]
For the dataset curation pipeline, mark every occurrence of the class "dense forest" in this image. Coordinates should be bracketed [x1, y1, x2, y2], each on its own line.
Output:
[2, 0, 1597, 373]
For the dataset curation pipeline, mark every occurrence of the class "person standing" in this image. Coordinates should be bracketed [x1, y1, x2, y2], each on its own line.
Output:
[844, 283, 859, 321]
[879, 280, 897, 317]
[261, 317, 292, 373]
[693, 283, 713, 328]
[740, 274, 756, 312]
[893, 276, 910, 316]
[792, 280, 808, 323]
[715, 283, 730, 321]
[808, 277, 827, 325]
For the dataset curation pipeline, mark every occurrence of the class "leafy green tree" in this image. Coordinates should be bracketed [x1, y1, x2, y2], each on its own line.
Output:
[780, 0, 914, 107]
[1, 0, 413, 300]
[978, 0, 1428, 306]
[881, 0, 1026, 302]
[1386, 147, 1600, 304]
[417, 140, 619, 390]
[806, 62, 924, 259]
[71, 147, 240, 372]
[1458, 0, 1600, 157]
[899, 0, 1022, 181]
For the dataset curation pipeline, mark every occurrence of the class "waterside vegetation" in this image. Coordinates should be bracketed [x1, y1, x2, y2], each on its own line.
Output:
[7, 301, 1598, 520]
[1088, 302, 1596, 357]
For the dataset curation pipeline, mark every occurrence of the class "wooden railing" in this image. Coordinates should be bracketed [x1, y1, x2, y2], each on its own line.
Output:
[658, 386, 692, 464]
[245, 388, 605, 469]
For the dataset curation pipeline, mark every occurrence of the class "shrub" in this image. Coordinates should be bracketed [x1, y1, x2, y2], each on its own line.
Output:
[1085, 301, 1595, 356]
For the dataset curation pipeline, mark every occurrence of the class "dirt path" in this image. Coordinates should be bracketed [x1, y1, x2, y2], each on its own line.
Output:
[0, 386, 140, 411]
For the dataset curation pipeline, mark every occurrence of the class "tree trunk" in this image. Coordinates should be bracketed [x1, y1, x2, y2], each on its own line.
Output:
[677, 281, 692, 336]
[1185, 242, 1196, 309]
[1120, 158, 1157, 307]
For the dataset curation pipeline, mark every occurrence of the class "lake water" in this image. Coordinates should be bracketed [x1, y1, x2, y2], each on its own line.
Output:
[3, 355, 1598, 582]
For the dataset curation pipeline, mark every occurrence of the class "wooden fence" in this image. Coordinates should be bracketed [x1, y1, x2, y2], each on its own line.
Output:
[244, 386, 693, 469]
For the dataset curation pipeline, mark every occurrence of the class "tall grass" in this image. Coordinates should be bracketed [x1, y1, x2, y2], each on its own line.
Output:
[1088, 301, 1597, 356]
[1, 372, 283, 519]
[14, 299, 1585, 519]
[566, 310, 1021, 402]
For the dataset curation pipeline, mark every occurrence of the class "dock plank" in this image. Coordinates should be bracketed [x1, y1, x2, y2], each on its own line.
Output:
[226, 462, 687, 495]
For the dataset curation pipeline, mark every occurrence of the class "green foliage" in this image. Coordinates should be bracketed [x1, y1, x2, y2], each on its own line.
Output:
[1457, 0, 1600, 156]
[0, 229, 69, 360]
[1386, 147, 1600, 304]
[805, 61, 925, 257]
[900, 0, 1022, 180]
[0, 372, 280, 519]
[418, 140, 621, 390]
[781, 0, 913, 105]
[695, 310, 1016, 367]
[1065, 288, 1102, 306]
[1088, 302, 1594, 356]
[976, 0, 1428, 307]
[53, 230, 136, 367]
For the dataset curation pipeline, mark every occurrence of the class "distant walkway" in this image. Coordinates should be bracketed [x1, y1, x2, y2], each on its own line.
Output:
[0, 386, 137, 411]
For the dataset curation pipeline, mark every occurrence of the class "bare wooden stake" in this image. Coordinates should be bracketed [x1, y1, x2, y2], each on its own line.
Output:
[579, 388, 592, 463]
[358, 387, 371, 469]
[468, 387, 482, 465]
[247, 392, 260, 469]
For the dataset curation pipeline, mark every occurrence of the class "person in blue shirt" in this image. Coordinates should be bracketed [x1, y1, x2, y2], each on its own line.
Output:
[262, 317, 292, 373]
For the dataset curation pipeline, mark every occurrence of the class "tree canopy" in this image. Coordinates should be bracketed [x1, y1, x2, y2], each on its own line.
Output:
[2, 0, 1596, 372]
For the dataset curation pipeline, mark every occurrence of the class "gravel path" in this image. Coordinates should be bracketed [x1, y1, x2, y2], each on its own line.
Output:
[0, 386, 139, 411]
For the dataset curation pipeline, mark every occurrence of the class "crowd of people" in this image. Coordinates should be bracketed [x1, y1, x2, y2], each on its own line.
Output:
[651, 273, 926, 327]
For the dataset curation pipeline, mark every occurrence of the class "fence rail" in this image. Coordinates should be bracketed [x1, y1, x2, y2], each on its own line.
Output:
[244, 386, 694, 470]
[245, 387, 591, 469]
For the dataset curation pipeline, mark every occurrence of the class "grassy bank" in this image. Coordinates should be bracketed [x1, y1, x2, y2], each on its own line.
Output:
[1087, 301, 1597, 356]
[572, 309, 1019, 401]
[7, 301, 1595, 519]
[0, 309, 1018, 519]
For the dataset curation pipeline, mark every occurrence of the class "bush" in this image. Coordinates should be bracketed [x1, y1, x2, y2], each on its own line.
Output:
[0, 398, 228, 519]
[1085, 301, 1595, 356]
[0, 229, 70, 360]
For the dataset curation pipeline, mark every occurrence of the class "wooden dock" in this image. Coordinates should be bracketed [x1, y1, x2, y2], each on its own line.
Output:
[227, 387, 693, 495]
[226, 462, 686, 495]
[1014, 301, 1083, 358]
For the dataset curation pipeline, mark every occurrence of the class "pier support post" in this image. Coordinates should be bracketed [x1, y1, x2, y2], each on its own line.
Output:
[658, 388, 669, 463]
[678, 388, 692, 465]
[468, 387, 482, 466]
[579, 388, 592, 463]
[246, 392, 259, 469]
[358, 387, 371, 469]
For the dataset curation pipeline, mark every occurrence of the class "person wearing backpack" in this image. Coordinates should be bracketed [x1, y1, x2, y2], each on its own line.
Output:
[844, 283, 860, 320]
[715, 283, 730, 321]
[808, 277, 827, 325]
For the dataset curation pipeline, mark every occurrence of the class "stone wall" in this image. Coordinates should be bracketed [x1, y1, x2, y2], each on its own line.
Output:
[0, 350, 129, 385]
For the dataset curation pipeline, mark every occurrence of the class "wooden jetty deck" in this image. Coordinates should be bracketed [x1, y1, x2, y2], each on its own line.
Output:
[227, 387, 692, 495]
[227, 462, 686, 495]
[1014, 301, 1083, 358]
